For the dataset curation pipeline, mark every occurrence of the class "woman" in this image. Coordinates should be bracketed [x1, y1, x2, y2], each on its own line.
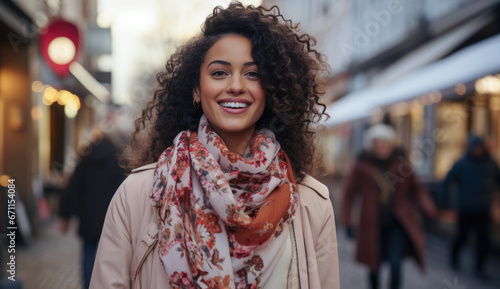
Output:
[342, 124, 436, 289]
[90, 3, 339, 289]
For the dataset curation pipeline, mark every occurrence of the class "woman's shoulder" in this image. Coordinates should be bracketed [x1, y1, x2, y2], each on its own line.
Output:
[114, 163, 157, 207]
[296, 176, 336, 233]
[298, 175, 330, 200]
[131, 162, 157, 174]
[124, 163, 156, 188]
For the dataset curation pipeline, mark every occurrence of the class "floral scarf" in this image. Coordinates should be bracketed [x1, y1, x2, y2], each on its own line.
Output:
[151, 115, 298, 289]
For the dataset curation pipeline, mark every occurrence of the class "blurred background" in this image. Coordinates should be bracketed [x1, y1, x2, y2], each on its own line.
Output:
[0, 0, 500, 288]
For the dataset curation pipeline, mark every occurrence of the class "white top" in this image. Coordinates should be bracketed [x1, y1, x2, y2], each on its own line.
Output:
[262, 229, 296, 288]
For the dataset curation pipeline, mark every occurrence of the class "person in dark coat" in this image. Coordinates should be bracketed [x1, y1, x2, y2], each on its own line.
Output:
[59, 129, 126, 289]
[441, 136, 500, 277]
[342, 124, 437, 289]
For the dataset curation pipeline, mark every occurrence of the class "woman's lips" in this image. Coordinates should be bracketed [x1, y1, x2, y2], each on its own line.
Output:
[217, 101, 252, 114]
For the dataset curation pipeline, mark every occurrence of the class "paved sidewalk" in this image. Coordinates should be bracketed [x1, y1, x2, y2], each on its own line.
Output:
[13, 220, 82, 289]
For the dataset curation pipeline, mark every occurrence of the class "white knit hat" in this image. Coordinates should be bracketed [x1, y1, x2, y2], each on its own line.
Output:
[364, 124, 396, 149]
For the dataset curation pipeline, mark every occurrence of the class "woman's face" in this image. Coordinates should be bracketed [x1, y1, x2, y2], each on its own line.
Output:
[194, 34, 266, 139]
[372, 139, 394, 160]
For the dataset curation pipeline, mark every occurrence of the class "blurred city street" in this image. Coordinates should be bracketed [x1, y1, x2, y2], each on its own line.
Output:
[2, 0, 500, 288]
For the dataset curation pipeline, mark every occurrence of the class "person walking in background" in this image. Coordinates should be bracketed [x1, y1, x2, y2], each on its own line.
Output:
[59, 126, 126, 289]
[342, 123, 437, 289]
[441, 136, 500, 278]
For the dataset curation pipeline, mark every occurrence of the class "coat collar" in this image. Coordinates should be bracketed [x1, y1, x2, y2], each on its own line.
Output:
[300, 175, 329, 199]
[132, 163, 156, 173]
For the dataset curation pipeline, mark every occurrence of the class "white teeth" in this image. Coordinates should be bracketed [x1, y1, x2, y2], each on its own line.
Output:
[220, 102, 249, 108]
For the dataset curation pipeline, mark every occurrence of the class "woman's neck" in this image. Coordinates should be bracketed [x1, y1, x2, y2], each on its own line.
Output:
[212, 126, 256, 156]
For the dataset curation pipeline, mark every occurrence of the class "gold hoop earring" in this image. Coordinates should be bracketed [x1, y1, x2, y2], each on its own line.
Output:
[193, 99, 201, 109]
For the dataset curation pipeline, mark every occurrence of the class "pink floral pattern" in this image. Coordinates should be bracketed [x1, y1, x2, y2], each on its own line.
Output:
[151, 115, 298, 289]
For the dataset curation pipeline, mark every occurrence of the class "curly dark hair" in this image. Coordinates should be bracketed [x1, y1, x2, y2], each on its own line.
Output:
[121, 2, 329, 182]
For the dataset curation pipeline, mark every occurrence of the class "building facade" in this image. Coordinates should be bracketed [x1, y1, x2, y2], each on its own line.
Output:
[0, 0, 112, 237]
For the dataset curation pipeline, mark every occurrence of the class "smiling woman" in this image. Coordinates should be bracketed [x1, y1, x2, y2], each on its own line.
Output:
[194, 35, 266, 154]
[121, 3, 328, 180]
[90, 2, 339, 289]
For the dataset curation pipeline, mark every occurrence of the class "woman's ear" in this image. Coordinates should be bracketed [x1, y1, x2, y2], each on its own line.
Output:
[193, 87, 201, 102]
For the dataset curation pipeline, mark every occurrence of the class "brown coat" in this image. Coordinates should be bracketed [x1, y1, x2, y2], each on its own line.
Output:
[341, 155, 436, 271]
[90, 163, 340, 289]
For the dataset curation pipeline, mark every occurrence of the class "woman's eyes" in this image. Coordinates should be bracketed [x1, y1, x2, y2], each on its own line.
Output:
[245, 71, 259, 78]
[210, 70, 259, 79]
[211, 70, 228, 77]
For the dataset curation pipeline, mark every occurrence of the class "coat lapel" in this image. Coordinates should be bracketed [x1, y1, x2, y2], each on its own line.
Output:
[293, 191, 309, 289]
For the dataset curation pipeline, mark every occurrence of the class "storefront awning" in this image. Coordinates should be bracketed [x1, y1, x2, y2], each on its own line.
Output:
[371, 12, 495, 86]
[325, 31, 500, 128]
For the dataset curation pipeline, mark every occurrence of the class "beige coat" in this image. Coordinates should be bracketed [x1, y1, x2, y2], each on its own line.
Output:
[89, 163, 339, 289]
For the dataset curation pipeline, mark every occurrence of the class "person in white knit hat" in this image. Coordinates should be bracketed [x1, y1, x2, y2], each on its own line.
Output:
[342, 123, 437, 289]
[363, 123, 397, 160]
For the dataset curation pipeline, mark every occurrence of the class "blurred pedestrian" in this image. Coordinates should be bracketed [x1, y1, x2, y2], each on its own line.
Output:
[342, 123, 437, 289]
[59, 126, 126, 289]
[440, 136, 500, 278]
[90, 3, 339, 289]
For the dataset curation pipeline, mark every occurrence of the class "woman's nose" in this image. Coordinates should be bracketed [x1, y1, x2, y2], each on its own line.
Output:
[226, 75, 246, 94]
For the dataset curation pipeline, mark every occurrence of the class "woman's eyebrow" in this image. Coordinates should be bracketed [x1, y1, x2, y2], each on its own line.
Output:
[207, 60, 257, 68]
[243, 61, 257, 67]
[207, 60, 230, 68]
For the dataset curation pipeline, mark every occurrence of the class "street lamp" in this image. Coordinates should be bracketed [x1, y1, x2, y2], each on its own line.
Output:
[39, 19, 80, 78]
[39, 19, 111, 104]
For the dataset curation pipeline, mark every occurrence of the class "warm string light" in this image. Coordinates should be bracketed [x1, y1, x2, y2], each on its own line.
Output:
[33, 81, 81, 118]
[475, 74, 500, 95]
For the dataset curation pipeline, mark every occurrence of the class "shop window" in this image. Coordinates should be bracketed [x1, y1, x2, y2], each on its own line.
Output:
[434, 101, 468, 180]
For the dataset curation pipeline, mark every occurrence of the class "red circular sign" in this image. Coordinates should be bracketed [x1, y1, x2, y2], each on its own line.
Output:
[39, 19, 80, 78]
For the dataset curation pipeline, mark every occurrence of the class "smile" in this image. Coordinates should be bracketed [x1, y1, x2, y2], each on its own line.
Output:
[219, 102, 250, 109]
